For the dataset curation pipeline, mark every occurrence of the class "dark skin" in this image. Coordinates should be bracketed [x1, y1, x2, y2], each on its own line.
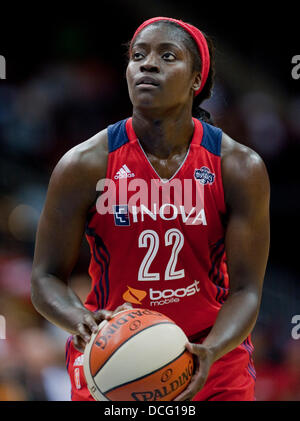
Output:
[31, 24, 270, 400]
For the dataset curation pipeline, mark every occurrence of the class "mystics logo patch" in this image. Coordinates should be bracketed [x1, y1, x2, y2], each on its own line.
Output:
[194, 166, 215, 185]
[122, 286, 147, 305]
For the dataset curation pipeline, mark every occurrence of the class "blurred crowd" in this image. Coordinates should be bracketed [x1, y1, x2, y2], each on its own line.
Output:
[0, 21, 300, 401]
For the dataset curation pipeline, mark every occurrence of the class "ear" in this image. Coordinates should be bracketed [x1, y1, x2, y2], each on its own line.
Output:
[192, 73, 201, 93]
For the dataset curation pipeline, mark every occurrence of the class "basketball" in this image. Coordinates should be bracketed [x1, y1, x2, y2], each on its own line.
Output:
[83, 308, 194, 401]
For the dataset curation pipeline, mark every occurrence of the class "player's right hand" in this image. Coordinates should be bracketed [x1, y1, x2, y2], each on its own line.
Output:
[72, 303, 133, 353]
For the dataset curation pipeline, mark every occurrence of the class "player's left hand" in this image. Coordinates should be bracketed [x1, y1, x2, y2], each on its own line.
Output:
[173, 342, 215, 401]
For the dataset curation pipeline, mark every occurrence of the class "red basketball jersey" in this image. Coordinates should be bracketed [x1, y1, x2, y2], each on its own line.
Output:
[84, 117, 228, 340]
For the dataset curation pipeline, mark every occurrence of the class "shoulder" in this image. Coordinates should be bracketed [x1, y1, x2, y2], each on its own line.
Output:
[45, 128, 109, 211]
[221, 132, 270, 210]
[55, 128, 108, 176]
[51, 128, 109, 188]
[221, 131, 266, 175]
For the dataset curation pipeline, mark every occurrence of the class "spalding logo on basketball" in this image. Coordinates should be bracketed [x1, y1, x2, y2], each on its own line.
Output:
[83, 308, 194, 401]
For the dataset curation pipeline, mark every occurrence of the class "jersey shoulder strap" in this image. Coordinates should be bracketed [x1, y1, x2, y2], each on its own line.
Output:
[107, 118, 129, 153]
[199, 120, 222, 157]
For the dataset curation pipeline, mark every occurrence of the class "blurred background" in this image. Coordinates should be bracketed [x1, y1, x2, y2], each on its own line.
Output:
[0, 1, 299, 401]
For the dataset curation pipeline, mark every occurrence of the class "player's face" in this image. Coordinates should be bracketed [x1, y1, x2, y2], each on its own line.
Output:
[126, 24, 199, 114]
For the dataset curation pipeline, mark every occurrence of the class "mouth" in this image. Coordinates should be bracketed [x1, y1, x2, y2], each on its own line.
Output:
[136, 77, 160, 87]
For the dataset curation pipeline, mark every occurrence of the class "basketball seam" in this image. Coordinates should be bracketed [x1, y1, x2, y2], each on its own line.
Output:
[103, 348, 188, 397]
[91, 321, 176, 378]
[89, 373, 112, 401]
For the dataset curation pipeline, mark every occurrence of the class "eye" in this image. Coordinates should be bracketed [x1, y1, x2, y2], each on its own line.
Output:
[132, 52, 144, 60]
[162, 52, 176, 61]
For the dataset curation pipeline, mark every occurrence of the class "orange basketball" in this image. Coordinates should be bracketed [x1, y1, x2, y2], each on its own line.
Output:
[83, 308, 194, 401]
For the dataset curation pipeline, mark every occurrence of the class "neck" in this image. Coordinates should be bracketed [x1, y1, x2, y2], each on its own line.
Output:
[131, 106, 194, 159]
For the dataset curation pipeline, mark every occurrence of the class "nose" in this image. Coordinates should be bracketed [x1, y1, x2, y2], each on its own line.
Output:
[140, 52, 160, 73]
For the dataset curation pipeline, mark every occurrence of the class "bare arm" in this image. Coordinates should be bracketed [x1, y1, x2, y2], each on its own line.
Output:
[31, 131, 116, 350]
[175, 136, 270, 400]
[203, 142, 270, 357]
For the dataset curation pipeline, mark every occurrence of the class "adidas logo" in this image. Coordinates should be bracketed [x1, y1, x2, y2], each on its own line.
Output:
[114, 164, 135, 179]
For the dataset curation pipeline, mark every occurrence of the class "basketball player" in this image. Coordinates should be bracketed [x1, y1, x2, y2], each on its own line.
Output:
[31, 17, 270, 401]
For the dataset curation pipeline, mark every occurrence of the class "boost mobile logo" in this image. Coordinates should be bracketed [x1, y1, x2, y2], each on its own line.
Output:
[149, 280, 200, 307]
[0, 56, 6, 79]
[122, 281, 200, 307]
[122, 286, 147, 304]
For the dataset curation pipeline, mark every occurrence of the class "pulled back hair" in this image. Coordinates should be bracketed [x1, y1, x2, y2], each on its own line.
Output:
[128, 20, 216, 125]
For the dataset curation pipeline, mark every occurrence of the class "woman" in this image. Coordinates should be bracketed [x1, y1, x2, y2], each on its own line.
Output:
[31, 17, 270, 401]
